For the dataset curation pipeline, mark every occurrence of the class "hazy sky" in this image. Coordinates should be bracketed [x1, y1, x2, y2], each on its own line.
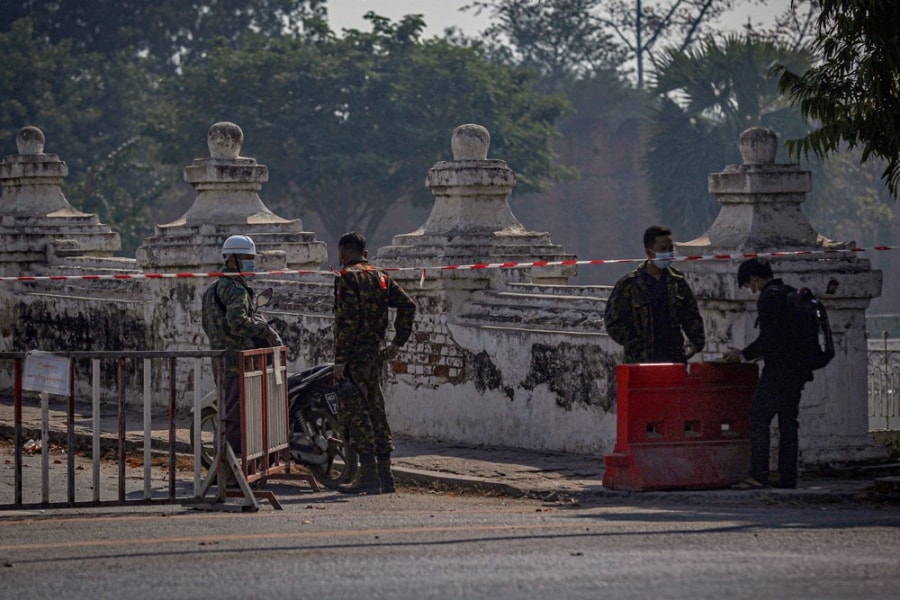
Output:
[326, 1, 491, 36]
[325, 1, 791, 38]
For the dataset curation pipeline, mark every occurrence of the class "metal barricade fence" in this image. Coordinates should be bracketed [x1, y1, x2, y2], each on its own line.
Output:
[869, 332, 900, 432]
[200, 346, 318, 511]
[0, 350, 225, 510]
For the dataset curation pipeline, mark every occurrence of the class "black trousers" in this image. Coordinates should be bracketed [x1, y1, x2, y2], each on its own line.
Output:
[749, 368, 806, 485]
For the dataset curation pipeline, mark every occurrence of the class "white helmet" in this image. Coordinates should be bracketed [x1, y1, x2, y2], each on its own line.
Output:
[222, 235, 256, 256]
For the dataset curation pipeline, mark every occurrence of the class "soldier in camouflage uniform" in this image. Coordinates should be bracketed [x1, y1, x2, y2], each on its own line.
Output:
[604, 225, 705, 364]
[201, 235, 279, 455]
[333, 232, 416, 495]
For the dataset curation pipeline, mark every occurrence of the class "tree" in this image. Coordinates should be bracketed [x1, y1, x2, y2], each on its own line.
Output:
[0, 2, 332, 254]
[461, 0, 625, 91]
[1, 0, 330, 72]
[604, 0, 753, 87]
[157, 14, 570, 242]
[772, 0, 900, 197]
[810, 146, 893, 245]
[464, 0, 755, 87]
[0, 18, 171, 254]
[644, 35, 815, 237]
[740, 0, 819, 51]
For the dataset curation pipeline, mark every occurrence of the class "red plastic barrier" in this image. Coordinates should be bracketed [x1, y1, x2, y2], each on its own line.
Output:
[603, 362, 758, 491]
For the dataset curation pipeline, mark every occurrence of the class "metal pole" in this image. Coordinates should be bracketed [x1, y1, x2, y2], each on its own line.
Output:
[14, 358, 23, 507]
[41, 391, 49, 504]
[117, 357, 126, 503]
[67, 360, 76, 505]
[143, 357, 152, 500]
[168, 357, 177, 499]
[92, 358, 101, 503]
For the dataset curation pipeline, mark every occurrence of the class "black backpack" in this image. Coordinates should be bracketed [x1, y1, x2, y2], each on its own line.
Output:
[785, 285, 835, 372]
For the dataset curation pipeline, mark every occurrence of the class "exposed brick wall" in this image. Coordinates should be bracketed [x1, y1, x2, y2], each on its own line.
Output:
[387, 296, 466, 387]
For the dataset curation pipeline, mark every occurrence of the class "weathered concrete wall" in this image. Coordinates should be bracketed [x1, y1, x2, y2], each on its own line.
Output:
[381, 276, 618, 454]
[0, 122, 886, 464]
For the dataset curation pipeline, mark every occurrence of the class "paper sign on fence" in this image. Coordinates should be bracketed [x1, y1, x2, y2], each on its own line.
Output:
[23, 351, 71, 396]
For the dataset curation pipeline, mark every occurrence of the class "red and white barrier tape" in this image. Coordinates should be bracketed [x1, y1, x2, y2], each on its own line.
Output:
[0, 245, 896, 284]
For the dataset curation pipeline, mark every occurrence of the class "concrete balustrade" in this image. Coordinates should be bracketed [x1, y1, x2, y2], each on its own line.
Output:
[0, 122, 885, 463]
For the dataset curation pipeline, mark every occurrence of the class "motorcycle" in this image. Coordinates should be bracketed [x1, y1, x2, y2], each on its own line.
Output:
[190, 363, 359, 489]
[192, 289, 358, 488]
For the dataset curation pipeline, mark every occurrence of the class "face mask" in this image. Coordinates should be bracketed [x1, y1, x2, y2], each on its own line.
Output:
[239, 259, 256, 273]
[651, 252, 674, 270]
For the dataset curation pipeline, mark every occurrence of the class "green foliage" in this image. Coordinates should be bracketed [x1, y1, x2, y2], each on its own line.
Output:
[809, 147, 894, 245]
[0, 19, 174, 255]
[2, 5, 569, 253]
[645, 35, 816, 238]
[157, 14, 569, 240]
[465, 1, 749, 87]
[462, 0, 625, 90]
[772, 0, 900, 197]
[1, 0, 330, 70]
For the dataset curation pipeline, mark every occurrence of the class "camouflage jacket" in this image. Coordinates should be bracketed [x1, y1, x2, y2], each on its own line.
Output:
[201, 272, 274, 379]
[604, 262, 705, 364]
[334, 258, 416, 366]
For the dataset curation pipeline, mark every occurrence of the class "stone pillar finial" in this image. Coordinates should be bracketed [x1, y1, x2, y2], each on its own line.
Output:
[0, 127, 122, 274]
[738, 127, 778, 165]
[207, 121, 243, 160]
[451, 124, 490, 160]
[16, 126, 45, 155]
[680, 127, 818, 253]
[377, 123, 574, 287]
[1, 126, 76, 217]
[136, 121, 326, 272]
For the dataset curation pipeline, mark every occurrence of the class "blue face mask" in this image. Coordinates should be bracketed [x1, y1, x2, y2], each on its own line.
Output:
[239, 259, 256, 273]
[651, 252, 674, 270]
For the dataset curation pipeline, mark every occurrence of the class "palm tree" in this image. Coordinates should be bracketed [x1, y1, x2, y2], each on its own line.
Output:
[644, 35, 814, 239]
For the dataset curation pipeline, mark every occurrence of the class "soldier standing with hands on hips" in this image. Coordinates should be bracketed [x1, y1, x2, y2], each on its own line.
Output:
[333, 232, 416, 495]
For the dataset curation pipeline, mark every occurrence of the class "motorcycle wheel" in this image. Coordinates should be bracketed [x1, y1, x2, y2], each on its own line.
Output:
[189, 406, 218, 470]
[298, 408, 358, 489]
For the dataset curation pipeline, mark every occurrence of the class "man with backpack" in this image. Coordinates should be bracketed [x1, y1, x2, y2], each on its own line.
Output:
[201, 235, 280, 457]
[724, 258, 832, 490]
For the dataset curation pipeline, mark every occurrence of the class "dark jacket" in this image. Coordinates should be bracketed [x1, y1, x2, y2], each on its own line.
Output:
[334, 258, 416, 366]
[742, 278, 811, 381]
[604, 262, 705, 363]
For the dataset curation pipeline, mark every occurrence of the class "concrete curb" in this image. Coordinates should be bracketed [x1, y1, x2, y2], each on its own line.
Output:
[393, 466, 530, 498]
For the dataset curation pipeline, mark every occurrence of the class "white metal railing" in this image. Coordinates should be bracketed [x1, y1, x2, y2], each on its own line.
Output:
[0, 350, 223, 510]
[868, 332, 900, 432]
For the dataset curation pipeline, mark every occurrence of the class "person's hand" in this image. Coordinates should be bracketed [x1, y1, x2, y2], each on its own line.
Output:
[684, 342, 700, 360]
[383, 343, 401, 360]
[333, 363, 345, 380]
[723, 348, 743, 363]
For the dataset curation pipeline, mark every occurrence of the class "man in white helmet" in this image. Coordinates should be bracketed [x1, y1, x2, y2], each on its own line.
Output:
[201, 235, 279, 457]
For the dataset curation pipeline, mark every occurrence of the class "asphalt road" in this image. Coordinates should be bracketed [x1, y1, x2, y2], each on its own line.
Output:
[2, 438, 900, 599]
[2, 483, 899, 600]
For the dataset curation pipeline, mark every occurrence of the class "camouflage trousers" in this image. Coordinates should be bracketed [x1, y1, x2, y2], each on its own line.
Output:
[342, 357, 393, 459]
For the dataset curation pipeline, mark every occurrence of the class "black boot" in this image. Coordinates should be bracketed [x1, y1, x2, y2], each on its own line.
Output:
[337, 462, 381, 495]
[377, 459, 396, 494]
